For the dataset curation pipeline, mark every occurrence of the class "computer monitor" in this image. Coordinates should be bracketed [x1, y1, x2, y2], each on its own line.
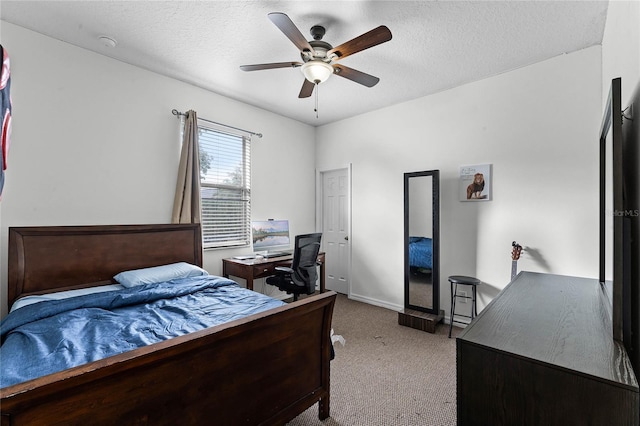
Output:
[251, 220, 291, 256]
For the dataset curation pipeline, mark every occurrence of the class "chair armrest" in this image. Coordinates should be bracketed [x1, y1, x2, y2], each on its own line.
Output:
[275, 266, 294, 274]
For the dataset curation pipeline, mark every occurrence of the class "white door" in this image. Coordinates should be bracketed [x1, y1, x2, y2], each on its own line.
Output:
[321, 168, 350, 294]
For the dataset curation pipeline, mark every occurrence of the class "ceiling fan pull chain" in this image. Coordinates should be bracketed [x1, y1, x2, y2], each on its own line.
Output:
[315, 82, 319, 119]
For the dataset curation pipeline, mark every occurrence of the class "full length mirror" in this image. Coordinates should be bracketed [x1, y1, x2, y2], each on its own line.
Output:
[404, 170, 440, 315]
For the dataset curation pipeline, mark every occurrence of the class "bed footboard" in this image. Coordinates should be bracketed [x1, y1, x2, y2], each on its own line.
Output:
[0, 291, 337, 426]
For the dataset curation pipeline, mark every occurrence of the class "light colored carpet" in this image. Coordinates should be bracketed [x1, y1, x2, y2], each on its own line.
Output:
[287, 294, 461, 426]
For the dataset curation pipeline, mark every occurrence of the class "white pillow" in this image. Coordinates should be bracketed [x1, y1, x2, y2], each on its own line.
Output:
[114, 262, 208, 288]
[11, 284, 125, 312]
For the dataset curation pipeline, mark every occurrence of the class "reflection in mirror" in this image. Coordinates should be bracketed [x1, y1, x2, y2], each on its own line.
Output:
[398, 170, 442, 333]
[408, 175, 434, 310]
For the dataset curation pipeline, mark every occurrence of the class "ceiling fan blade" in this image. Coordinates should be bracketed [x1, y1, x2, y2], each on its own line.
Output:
[268, 12, 315, 54]
[240, 62, 302, 71]
[298, 79, 315, 98]
[333, 64, 380, 87]
[328, 26, 392, 60]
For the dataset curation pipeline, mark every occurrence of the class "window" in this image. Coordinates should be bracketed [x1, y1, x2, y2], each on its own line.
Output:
[196, 122, 251, 249]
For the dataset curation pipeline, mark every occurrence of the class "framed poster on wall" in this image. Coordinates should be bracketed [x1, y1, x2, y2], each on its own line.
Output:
[460, 164, 492, 201]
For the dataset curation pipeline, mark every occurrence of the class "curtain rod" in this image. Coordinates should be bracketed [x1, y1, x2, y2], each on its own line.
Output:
[171, 109, 263, 138]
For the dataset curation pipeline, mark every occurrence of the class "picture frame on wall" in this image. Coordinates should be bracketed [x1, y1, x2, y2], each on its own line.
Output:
[460, 164, 492, 201]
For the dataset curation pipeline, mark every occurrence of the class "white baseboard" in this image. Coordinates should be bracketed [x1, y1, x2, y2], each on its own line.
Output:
[348, 293, 403, 312]
[345, 294, 472, 331]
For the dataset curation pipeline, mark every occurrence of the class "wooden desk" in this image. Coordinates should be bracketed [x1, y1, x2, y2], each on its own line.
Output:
[222, 252, 325, 292]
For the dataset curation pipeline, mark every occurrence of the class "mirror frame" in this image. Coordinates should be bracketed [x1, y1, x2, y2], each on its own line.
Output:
[404, 170, 440, 314]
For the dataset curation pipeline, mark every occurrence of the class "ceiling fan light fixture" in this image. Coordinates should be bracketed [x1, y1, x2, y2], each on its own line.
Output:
[301, 60, 333, 84]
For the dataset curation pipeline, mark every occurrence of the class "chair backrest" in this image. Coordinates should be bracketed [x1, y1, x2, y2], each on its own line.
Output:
[291, 233, 322, 292]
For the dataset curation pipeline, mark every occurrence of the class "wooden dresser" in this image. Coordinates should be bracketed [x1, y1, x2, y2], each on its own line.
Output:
[457, 271, 639, 425]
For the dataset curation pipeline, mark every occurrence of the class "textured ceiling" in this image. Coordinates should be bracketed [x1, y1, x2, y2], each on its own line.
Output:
[0, 1, 608, 126]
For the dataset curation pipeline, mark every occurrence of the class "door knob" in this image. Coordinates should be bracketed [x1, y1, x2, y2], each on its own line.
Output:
[344, 236, 349, 241]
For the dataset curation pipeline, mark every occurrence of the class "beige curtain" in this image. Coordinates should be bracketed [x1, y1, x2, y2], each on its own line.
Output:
[172, 110, 201, 224]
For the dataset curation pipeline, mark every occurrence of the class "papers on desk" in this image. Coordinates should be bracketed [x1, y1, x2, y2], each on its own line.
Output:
[232, 255, 256, 260]
[233, 251, 291, 260]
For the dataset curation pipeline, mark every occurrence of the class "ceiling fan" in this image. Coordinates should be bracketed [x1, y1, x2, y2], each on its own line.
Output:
[240, 12, 392, 99]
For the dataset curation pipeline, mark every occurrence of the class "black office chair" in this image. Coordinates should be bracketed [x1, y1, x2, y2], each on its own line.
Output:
[266, 233, 322, 301]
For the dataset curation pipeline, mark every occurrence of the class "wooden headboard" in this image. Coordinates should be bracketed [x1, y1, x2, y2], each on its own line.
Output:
[7, 223, 203, 308]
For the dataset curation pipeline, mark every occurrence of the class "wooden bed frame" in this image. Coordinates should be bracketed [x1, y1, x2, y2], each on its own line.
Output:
[2, 224, 336, 425]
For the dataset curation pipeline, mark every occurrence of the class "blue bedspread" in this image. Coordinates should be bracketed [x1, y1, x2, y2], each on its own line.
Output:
[0, 276, 285, 388]
[409, 237, 433, 269]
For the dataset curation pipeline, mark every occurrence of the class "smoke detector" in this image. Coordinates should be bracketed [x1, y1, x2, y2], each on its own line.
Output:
[98, 36, 117, 48]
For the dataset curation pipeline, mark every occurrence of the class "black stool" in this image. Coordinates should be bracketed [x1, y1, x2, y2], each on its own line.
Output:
[448, 275, 481, 338]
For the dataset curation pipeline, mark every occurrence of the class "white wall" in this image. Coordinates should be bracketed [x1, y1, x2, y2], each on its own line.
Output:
[602, 0, 640, 109]
[408, 175, 433, 238]
[0, 22, 316, 317]
[317, 46, 602, 314]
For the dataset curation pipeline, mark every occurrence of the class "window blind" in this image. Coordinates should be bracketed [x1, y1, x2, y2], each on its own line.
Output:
[198, 123, 251, 249]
